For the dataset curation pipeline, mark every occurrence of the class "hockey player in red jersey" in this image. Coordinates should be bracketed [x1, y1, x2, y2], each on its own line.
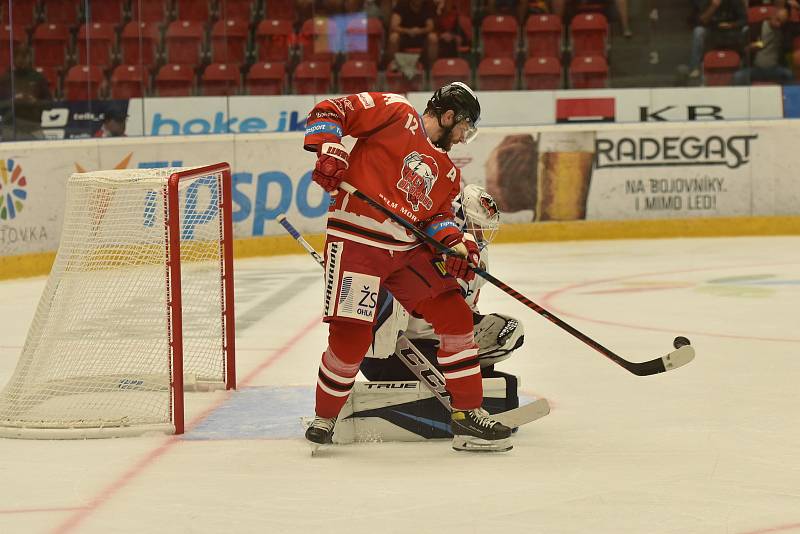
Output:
[303, 82, 513, 452]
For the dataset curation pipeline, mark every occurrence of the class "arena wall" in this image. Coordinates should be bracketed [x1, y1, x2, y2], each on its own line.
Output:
[2, 118, 799, 279]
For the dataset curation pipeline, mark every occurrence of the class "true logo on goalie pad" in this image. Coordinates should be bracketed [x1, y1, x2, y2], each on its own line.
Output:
[336, 271, 379, 321]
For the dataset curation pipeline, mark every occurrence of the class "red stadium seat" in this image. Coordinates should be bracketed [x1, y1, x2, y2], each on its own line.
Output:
[131, 0, 170, 24]
[32, 24, 71, 68]
[569, 55, 608, 88]
[165, 20, 206, 66]
[64, 65, 105, 100]
[76, 22, 116, 67]
[338, 59, 378, 93]
[120, 22, 161, 68]
[293, 60, 332, 94]
[479, 15, 518, 59]
[748, 5, 776, 37]
[431, 57, 471, 88]
[110, 64, 150, 98]
[385, 63, 425, 92]
[201, 63, 241, 95]
[345, 16, 384, 62]
[84, 0, 127, 24]
[174, 0, 212, 23]
[522, 56, 561, 90]
[155, 63, 196, 96]
[1, 4, 37, 30]
[525, 14, 562, 59]
[255, 19, 294, 62]
[40, 0, 81, 26]
[570, 13, 608, 58]
[265, 1, 295, 21]
[35, 66, 61, 96]
[211, 19, 249, 63]
[246, 61, 286, 95]
[477, 57, 516, 90]
[218, 0, 254, 22]
[703, 50, 740, 86]
[0, 25, 26, 72]
[299, 17, 336, 62]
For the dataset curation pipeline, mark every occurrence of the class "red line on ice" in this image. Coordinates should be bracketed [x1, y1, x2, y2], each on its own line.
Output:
[50, 314, 322, 534]
[737, 522, 800, 534]
[538, 262, 800, 343]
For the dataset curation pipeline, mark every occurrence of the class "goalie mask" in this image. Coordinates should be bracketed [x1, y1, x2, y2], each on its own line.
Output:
[453, 184, 500, 248]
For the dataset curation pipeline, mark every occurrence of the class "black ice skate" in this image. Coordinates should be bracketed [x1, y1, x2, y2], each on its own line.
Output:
[451, 408, 512, 452]
[305, 416, 337, 453]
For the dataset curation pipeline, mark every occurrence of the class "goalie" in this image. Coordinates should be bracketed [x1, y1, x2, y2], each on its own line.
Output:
[360, 185, 525, 409]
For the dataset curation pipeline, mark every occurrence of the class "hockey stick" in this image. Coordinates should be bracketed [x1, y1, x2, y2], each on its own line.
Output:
[277, 212, 463, 410]
[277, 214, 550, 428]
[395, 335, 550, 428]
[337, 182, 695, 377]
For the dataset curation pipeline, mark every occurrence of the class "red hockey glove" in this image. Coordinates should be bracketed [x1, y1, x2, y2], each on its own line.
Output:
[312, 142, 349, 193]
[443, 233, 480, 282]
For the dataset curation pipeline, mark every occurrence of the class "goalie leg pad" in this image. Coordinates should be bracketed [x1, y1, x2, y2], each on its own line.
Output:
[332, 377, 515, 444]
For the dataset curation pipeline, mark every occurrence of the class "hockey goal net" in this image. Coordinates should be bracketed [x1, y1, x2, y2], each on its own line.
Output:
[0, 164, 235, 439]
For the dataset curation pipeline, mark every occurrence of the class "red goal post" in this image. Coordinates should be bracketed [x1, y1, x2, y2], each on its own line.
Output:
[0, 163, 236, 439]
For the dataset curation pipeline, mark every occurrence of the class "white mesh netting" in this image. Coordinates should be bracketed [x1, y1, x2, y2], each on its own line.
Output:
[0, 166, 231, 438]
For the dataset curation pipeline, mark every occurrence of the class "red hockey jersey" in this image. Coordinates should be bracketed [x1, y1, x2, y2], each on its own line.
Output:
[304, 92, 462, 251]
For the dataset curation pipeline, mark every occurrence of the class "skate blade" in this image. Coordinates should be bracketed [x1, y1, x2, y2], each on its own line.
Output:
[452, 436, 512, 453]
[308, 440, 327, 456]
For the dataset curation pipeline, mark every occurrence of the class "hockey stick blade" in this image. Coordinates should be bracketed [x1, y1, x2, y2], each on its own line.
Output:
[629, 344, 695, 377]
[493, 397, 550, 428]
[337, 182, 695, 377]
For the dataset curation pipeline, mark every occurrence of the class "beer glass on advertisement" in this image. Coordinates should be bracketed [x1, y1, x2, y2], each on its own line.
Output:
[536, 131, 595, 221]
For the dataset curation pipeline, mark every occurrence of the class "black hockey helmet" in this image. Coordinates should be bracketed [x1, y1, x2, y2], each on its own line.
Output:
[426, 81, 480, 143]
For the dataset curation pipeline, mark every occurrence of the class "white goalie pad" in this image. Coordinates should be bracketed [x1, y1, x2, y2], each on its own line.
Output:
[474, 313, 525, 367]
[331, 378, 514, 444]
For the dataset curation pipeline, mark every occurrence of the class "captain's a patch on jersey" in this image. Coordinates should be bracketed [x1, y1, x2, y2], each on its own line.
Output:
[336, 271, 380, 321]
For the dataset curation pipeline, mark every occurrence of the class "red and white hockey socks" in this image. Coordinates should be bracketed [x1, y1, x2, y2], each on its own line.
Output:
[315, 321, 372, 419]
[416, 291, 483, 410]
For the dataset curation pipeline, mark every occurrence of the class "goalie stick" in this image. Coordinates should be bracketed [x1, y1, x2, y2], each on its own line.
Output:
[276, 214, 550, 428]
[337, 182, 695, 377]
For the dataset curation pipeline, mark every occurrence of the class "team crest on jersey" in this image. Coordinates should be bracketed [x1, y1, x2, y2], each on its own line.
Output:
[330, 96, 354, 115]
[397, 152, 439, 212]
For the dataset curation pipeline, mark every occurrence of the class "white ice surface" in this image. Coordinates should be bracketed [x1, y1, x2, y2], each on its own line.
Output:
[1, 236, 799, 534]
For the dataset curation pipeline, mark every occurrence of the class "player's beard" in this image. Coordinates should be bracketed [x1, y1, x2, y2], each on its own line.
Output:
[434, 126, 457, 152]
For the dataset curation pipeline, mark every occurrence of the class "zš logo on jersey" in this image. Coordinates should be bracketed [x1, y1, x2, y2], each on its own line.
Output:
[396, 152, 439, 212]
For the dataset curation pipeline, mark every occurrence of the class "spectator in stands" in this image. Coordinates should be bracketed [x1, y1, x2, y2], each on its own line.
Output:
[688, 0, 747, 78]
[734, 7, 793, 85]
[95, 107, 128, 138]
[0, 43, 51, 141]
[434, 0, 468, 57]
[388, 0, 438, 67]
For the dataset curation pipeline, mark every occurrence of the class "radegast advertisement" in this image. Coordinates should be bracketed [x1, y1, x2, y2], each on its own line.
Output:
[449, 121, 794, 223]
[1, 120, 799, 257]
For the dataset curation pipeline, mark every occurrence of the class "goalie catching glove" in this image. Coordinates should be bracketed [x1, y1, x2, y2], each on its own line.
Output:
[423, 214, 480, 281]
[474, 313, 525, 367]
[312, 142, 349, 192]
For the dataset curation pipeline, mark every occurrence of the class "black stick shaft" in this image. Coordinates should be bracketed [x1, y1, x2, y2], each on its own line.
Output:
[338, 182, 655, 375]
